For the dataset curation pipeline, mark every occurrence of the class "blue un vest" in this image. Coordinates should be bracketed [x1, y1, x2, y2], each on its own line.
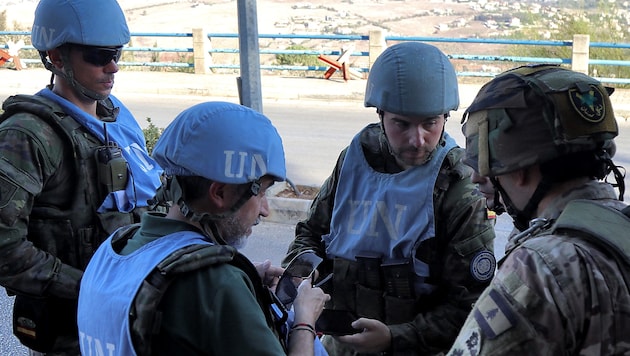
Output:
[323, 130, 457, 295]
[77, 231, 210, 356]
[37, 89, 163, 213]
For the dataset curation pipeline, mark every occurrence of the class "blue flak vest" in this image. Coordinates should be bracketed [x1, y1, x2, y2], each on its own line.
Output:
[323, 130, 457, 296]
[37, 88, 163, 213]
[77, 231, 210, 356]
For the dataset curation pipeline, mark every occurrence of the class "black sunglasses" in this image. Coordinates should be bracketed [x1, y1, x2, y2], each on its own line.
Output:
[70, 44, 123, 67]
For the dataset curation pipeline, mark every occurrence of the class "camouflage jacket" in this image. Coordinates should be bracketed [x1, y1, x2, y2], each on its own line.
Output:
[448, 181, 630, 355]
[283, 123, 496, 355]
[0, 95, 143, 300]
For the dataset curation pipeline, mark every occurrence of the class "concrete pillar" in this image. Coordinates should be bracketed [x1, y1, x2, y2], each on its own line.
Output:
[572, 34, 590, 75]
[192, 28, 212, 74]
[368, 29, 387, 72]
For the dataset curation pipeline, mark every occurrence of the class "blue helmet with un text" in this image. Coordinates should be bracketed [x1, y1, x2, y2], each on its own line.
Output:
[152, 101, 287, 184]
[32, 0, 130, 51]
[365, 42, 459, 117]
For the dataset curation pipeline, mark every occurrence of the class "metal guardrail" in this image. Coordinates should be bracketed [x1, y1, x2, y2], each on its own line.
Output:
[2, 30, 630, 84]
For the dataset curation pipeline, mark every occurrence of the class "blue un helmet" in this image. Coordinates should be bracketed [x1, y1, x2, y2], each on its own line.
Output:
[152, 101, 286, 220]
[365, 42, 459, 117]
[32, 0, 130, 51]
[31, 0, 130, 100]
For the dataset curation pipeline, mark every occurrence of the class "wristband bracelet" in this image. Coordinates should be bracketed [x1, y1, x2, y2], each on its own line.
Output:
[291, 323, 315, 332]
[289, 327, 317, 339]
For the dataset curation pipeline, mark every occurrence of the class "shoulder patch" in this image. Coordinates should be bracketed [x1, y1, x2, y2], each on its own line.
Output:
[449, 328, 481, 356]
[473, 289, 517, 339]
[470, 250, 496, 282]
[0, 175, 18, 208]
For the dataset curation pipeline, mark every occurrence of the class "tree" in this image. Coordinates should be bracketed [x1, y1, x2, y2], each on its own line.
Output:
[508, 3, 630, 82]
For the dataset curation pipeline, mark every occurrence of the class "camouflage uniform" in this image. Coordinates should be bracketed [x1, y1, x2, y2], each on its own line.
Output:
[449, 64, 630, 355]
[448, 182, 630, 355]
[283, 123, 496, 355]
[0, 97, 151, 355]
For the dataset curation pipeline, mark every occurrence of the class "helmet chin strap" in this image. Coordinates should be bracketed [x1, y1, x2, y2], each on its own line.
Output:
[490, 176, 551, 231]
[490, 189, 506, 215]
[169, 176, 262, 244]
[41, 48, 109, 101]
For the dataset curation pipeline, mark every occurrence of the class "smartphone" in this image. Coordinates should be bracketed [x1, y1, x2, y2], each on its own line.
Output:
[315, 309, 361, 336]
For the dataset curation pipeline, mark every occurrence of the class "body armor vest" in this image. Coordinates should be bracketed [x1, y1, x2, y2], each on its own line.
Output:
[0, 94, 138, 269]
[102, 225, 284, 355]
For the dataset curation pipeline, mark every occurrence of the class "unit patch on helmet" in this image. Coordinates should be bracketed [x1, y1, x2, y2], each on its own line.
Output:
[470, 250, 496, 282]
[568, 85, 606, 123]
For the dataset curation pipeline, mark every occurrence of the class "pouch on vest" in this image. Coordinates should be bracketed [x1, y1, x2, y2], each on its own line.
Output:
[95, 140, 129, 194]
[12, 295, 77, 353]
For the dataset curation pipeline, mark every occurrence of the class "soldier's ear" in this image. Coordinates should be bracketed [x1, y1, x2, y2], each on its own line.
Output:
[207, 181, 229, 210]
[47, 49, 64, 68]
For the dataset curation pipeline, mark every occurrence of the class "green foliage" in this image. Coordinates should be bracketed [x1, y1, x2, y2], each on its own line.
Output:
[275, 45, 320, 67]
[143, 118, 164, 155]
[506, 4, 630, 82]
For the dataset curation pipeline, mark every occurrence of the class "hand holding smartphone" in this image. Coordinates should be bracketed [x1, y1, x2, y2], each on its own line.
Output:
[315, 309, 361, 336]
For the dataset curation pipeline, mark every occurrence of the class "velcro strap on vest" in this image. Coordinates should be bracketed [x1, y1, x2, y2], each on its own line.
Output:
[156, 244, 237, 275]
[552, 199, 630, 266]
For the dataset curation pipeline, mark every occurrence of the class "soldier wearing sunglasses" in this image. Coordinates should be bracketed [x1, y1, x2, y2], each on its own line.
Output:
[0, 0, 162, 354]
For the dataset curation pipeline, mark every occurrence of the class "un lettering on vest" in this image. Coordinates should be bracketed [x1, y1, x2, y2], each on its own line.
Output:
[347, 200, 408, 240]
[79, 332, 116, 356]
[224, 151, 267, 179]
[125, 143, 155, 172]
[31, 26, 56, 49]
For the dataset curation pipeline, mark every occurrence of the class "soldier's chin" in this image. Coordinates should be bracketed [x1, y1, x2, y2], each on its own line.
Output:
[401, 155, 428, 167]
[227, 235, 248, 250]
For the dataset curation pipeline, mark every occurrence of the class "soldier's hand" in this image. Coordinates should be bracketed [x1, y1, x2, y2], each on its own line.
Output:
[293, 278, 330, 325]
[336, 318, 391, 354]
[254, 259, 284, 292]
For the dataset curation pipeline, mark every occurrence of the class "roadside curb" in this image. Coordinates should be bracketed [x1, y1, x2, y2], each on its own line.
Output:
[264, 196, 312, 225]
[262, 182, 316, 226]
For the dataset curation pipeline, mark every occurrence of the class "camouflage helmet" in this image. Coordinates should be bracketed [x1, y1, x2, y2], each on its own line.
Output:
[365, 42, 459, 116]
[462, 64, 618, 177]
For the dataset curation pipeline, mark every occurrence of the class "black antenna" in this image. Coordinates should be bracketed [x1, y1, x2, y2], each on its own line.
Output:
[103, 122, 111, 146]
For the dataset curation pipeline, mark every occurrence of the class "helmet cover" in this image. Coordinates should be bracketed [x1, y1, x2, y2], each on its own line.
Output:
[365, 41, 459, 116]
[32, 0, 130, 51]
[463, 64, 618, 177]
[152, 101, 286, 184]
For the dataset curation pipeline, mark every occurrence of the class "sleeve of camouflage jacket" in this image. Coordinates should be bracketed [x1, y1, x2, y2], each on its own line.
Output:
[283, 147, 497, 354]
[447, 235, 630, 356]
[0, 114, 83, 299]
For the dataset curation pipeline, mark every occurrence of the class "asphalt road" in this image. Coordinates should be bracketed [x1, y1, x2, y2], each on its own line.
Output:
[0, 90, 628, 354]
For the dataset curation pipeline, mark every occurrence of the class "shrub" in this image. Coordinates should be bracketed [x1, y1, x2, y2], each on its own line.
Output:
[143, 118, 164, 154]
[275, 45, 320, 67]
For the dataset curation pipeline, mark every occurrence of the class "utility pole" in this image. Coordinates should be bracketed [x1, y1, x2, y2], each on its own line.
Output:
[236, 0, 263, 113]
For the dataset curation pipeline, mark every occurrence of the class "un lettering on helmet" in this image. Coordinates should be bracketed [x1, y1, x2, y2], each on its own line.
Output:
[152, 102, 287, 185]
[31, 0, 130, 51]
[462, 64, 618, 177]
[223, 151, 269, 181]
